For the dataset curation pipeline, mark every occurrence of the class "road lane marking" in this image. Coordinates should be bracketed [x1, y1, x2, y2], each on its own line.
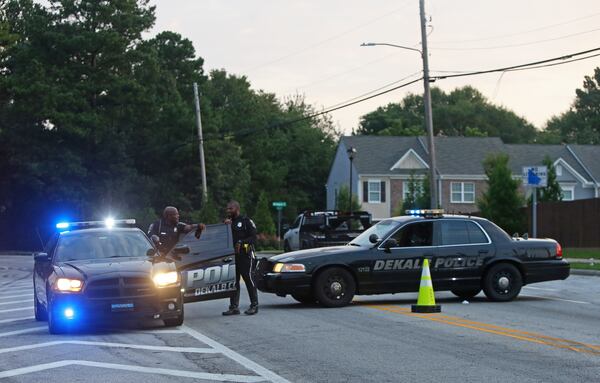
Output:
[0, 289, 32, 297]
[0, 316, 34, 324]
[0, 326, 46, 337]
[520, 293, 591, 305]
[523, 286, 557, 291]
[0, 307, 31, 313]
[0, 360, 265, 381]
[0, 340, 220, 354]
[0, 293, 33, 300]
[0, 300, 27, 306]
[182, 325, 292, 383]
[367, 305, 600, 355]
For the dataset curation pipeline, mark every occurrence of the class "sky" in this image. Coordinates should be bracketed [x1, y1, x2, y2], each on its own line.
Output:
[149, 0, 600, 135]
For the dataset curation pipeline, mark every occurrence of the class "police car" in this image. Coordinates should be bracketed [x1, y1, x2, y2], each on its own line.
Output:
[255, 210, 570, 307]
[34, 219, 238, 333]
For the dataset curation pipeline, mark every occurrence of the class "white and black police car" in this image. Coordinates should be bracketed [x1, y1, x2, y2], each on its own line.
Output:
[255, 210, 570, 307]
[34, 219, 239, 333]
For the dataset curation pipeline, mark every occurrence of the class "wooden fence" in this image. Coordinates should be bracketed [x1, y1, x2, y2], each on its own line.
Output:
[527, 198, 600, 248]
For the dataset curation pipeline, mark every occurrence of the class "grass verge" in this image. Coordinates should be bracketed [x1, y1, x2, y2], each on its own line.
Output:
[570, 262, 600, 271]
[563, 248, 600, 260]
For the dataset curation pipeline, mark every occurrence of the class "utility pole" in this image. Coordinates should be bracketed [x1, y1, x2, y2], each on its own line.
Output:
[419, 0, 438, 209]
[193, 83, 208, 202]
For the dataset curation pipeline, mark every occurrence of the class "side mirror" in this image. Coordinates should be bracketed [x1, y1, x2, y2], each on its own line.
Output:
[34, 252, 50, 262]
[173, 245, 190, 255]
[369, 234, 380, 244]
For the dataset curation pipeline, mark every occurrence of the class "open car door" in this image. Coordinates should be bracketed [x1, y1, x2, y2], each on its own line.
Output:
[174, 223, 237, 303]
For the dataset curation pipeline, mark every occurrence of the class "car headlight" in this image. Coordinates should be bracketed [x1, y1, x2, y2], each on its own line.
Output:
[273, 263, 306, 273]
[153, 271, 180, 287]
[55, 278, 83, 292]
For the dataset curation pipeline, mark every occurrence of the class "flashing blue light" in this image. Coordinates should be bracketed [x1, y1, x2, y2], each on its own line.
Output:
[56, 222, 70, 229]
[64, 308, 74, 319]
[104, 217, 115, 229]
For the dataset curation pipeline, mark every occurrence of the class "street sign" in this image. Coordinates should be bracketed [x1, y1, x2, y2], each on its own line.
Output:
[272, 201, 287, 208]
[522, 166, 548, 188]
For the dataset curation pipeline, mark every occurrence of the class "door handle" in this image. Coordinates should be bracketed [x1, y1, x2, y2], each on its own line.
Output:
[223, 257, 233, 263]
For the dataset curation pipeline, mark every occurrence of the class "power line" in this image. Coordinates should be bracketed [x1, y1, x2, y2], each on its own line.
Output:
[430, 27, 600, 51]
[431, 11, 600, 44]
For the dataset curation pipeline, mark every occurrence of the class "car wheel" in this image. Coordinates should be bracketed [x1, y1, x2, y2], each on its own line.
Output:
[164, 302, 184, 327]
[450, 288, 481, 300]
[483, 263, 523, 302]
[34, 294, 47, 321]
[291, 292, 317, 304]
[284, 241, 291, 252]
[313, 267, 355, 308]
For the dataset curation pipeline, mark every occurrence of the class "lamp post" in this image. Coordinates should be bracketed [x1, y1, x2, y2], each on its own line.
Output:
[347, 146, 357, 214]
[360, 0, 438, 209]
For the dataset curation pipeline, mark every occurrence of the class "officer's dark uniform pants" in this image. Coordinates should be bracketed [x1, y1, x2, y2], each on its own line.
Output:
[230, 249, 258, 308]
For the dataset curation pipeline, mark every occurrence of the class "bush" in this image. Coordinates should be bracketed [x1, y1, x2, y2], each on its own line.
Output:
[255, 233, 280, 251]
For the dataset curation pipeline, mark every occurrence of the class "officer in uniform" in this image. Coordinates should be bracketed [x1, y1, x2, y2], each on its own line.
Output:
[148, 206, 205, 255]
[222, 200, 259, 316]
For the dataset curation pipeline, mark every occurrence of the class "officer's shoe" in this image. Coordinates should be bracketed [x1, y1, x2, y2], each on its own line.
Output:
[222, 307, 240, 316]
[244, 305, 258, 315]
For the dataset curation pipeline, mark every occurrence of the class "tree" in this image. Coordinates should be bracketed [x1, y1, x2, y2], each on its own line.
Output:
[537, 156, 562, 202]
[478, 154, 525, 235]
[358, 86, 536, 144]
[253, 192, 275, 235]
[334, 185, 361, 212]
[539, 67, 600, 144]
[400, 172, 430, 212]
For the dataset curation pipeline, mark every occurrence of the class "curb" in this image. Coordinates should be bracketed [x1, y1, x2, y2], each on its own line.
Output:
[570, 269, 600, 277]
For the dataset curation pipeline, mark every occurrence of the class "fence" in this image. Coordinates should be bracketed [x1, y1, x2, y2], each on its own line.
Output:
[527, 198, 600, 248]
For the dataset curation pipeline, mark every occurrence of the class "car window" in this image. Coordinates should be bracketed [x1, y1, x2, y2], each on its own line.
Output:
[440, 221, 470, 245]
[349, 220, 400, 247]
[55, 230, 152, 262]
[391, 221, 433, 247]
[290, 216, 301, 229]
[466, 221, 489, 244]
[328, 216, 365, 231]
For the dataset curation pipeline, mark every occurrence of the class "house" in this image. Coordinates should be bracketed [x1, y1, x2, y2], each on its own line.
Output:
[326, 136, 600, 220]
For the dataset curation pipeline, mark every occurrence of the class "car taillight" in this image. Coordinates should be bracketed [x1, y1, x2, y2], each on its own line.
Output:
[555, 242, 563, 259]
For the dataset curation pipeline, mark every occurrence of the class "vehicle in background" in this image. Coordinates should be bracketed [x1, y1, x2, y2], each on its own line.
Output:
[283, 211, 372, 252]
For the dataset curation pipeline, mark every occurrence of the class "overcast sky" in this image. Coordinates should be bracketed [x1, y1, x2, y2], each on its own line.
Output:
[150, 0, 600, 134]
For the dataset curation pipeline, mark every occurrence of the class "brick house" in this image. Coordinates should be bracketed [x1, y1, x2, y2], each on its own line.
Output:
[326, 136, 600, 220]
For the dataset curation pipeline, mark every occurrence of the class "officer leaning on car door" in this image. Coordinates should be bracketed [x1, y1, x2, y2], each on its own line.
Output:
[222, 200, 259, 316]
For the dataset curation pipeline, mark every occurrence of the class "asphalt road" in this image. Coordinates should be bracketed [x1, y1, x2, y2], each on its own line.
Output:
[1, 255, 599, 382]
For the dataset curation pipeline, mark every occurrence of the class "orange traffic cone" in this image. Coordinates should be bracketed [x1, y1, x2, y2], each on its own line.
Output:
[411, 258, 441, 313]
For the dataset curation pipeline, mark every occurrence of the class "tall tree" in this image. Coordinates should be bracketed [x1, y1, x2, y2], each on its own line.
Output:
[358, 86, 536, 144]
[478, 154, 525, 235]
[538, 156, 562, 202]
[334, 185, 361, 212]
[540, 67, 600, 144]
[253, 192, 275, 235]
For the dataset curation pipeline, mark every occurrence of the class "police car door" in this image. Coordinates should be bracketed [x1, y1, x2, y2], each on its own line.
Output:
[174, 223, 237, 303]
[376, 221, 436, 292]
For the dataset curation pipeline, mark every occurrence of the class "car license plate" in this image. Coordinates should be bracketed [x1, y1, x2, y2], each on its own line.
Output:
[111, 303, 134, 312]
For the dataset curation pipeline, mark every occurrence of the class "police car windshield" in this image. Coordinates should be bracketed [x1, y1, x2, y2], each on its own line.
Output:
[349, 220, 399, 247]
[55, 230, 153, 262]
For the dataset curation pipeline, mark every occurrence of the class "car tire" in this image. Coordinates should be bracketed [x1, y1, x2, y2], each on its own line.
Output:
[450, 288, 481, 300]
[164, 302, 184, 327]
[313, 267, 356, 308]
[291, 292, 317, 304]
[483, 263, 523, 302]
[47, 302, 63, 335]
[34, 294, 47, 321]
[284, 241, 291, 252]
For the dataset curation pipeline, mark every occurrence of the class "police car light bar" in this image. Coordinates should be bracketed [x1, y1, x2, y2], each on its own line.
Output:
[405, 209, 444, 217]
[56, 219, 136, 230]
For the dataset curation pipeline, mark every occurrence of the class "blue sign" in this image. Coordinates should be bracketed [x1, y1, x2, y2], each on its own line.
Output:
[522, 166, 548, 187]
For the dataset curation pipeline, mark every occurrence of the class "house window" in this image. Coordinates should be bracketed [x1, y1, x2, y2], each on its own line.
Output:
[556, 165, 562, 176]
[403, 181, 424, 200]
[451, 182, 475, 203]
[561, 185, 575, 201]
[368, 181, 381, 203]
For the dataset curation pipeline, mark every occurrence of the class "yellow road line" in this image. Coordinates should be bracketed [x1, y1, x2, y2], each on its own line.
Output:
[366, 304, 600, 356]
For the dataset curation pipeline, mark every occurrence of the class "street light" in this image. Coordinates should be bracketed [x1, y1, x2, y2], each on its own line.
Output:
[347, 146, 357, 214]
[360, 0, 438, 209]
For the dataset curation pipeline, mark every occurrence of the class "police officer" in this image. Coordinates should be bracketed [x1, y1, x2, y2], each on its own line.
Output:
[222, 200, 258, 316]
[148, 206, 206, 255]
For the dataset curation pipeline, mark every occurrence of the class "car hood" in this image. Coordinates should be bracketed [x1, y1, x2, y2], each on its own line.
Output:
[57, 257, 173, 279]
[270, 245, 365, 262]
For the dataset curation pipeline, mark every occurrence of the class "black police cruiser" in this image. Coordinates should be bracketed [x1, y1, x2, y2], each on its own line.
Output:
[255, 210, 570, 307]
[34, 219, 238, 334]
